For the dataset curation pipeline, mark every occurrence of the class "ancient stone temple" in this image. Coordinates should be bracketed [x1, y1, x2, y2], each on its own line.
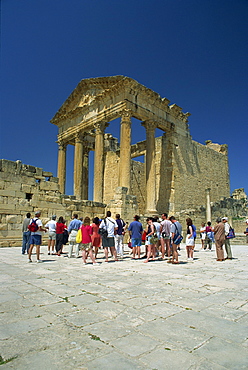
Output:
[51, 75, 230, 216]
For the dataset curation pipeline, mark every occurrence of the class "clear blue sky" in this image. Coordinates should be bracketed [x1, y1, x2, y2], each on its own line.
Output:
[1, 0, 247, 199]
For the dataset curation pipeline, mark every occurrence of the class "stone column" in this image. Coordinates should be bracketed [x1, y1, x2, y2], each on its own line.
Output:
[82, 147, 89, 200]
[142, 120, 157, 215]
[57, 141, 67, 194]
[119, 109, 132, 192]
[94, 122, 107, 202]
[74, 133, 84, 199]
[206, 188, 211, 222]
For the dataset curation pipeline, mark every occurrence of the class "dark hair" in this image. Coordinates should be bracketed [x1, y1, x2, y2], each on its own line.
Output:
[169, 216, 175, 221]
[26, 213, 31, 218]
[153, 216, 159, 221]
[116, 214, 120, 219]
[162, 213, 168, 218]
[186, 218, 193, 226]
[106, 211, 111, 217]
[207, 221, 211, 226]
[134, 215, 140, 221]
[93, 217, 100, 225]
[58, 216, 64, 223]
[73, 214, 78, 219]
[83, 216, 90, 225]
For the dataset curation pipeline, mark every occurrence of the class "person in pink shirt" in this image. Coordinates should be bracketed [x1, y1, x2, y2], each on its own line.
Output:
[80, 216, 98, 265]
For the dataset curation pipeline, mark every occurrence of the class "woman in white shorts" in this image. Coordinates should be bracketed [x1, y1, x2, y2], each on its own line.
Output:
[200, 223, 206, 249]
[186, 218, 195, 262]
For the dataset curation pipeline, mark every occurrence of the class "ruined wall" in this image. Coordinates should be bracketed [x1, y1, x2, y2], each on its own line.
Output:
[0, 160, 106, 247]
[171, 134, 230, 213]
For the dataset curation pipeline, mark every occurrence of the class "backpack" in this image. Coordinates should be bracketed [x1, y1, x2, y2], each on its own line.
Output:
[192, 225, 197, 238]
[28, 218, 38, 232]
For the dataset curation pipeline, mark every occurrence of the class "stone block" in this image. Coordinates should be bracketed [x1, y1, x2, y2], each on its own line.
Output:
[21, 184, 31, 193]
[6, 215, 17, 224]
[0, 190, 16, 197]
[39, 181, 59, 191]
[0, 204, 15, 211]
[42, 171, 53, 177]
[0, 224, 7, 230]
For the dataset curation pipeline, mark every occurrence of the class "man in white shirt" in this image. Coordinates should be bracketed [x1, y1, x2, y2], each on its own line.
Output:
[222, 217, 233, 259]
[99, 211, 118, 262]
[160, 213, 171, 259]
[45, 215, 57, 255]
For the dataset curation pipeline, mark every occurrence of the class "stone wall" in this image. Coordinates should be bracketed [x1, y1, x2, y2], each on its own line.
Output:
[0, 159, 106, 247]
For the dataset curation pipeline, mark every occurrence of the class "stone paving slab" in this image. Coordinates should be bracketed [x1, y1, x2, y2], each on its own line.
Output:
[0, 244, 247, 369]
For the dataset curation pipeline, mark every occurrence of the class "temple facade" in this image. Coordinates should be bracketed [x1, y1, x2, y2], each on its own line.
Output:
[51, 76, 230, 216]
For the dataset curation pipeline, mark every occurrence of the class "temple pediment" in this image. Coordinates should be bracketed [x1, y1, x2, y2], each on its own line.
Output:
[52, 75, 126, 122]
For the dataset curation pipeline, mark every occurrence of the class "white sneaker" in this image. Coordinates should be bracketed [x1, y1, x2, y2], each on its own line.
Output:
[93, 262, 100, 265]
[37, 260, 42, 263]
[28, 259, 32, 263]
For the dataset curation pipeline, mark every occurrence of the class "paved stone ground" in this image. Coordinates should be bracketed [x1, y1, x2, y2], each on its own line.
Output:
[0, 243, 247, 369]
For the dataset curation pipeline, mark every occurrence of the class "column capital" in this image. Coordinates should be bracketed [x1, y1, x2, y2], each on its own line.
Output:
[57, 138, 67, 149]
[141, 120, 157, 131]
[75, 131, 84, 144]
[121, 109, 132, 121]
[94, 122, 109, 134]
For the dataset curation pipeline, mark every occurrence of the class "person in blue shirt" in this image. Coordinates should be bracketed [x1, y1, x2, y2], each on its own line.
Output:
[68, 214, 82, 258]
[128, 215, 143, 259]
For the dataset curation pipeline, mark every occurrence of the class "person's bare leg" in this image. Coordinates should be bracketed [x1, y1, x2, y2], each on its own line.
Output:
[144, 245, 152, 263]
[110, 247, 118, 261]
[104, 247, 109, 262]
[132, 246, 136, 258]
[137, 246, 141, 259]
[82, 250, 87, 263]
[89, 249, 96, 263]
[36, 245, 40, 261]
[28, 245, 34, 261]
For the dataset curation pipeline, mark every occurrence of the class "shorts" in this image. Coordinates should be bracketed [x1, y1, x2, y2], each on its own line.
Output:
[102, 237, 115, 248]
[68, 229, 78, 243]
[161, 234, 170, 240]
[80, 243, 92, 251]
[131, 238, 142, 247]
[30, 234, 41, 246]
[48, 231, 56, 240]
[186, 235, 195, 247]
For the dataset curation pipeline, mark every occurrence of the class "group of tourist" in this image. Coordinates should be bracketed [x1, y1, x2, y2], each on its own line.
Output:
[22, 210, 241, 264]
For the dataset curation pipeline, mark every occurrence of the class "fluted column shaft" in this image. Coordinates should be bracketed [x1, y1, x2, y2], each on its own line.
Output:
[94, 122, 106, 202]
[119, 110, 132, 191]
[206, 188, 211, 222]
[142, 121, 157, 215]
[82, 148, 89, 200]
[74, 134, 84, 199]
[57, 141, 67, 194]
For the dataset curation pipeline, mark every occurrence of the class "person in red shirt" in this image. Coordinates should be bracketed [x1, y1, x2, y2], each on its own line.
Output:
[80, 217, 98, 265]
[56, 216, 67, 256]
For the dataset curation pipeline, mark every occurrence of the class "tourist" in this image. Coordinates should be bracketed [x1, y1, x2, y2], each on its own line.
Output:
[222, 217, 233, 260]
[55, 216, 67, 256]
[28, 211, 47, 263]
[185, 218, 195, 262]
[79, 216, 97, 265]
[128, 215, 143, 259]
[200, 222, 206, 249]
[204, 221, 213, 250]
[153, 216, 161, 257]
[45, 215, 57, 255]
[213, 217, 225, 261]
[68, 214, 81, 258]
[115, 214, 126, 258]
[91, 217, 101, 258]
[160, 213, 171, 259]
[21, 212, 31, 254]
[144, 217, 156, 263]
[168, 216, 182, 264]
[99, 211, 118, 262]
[245, 219, 248, 243]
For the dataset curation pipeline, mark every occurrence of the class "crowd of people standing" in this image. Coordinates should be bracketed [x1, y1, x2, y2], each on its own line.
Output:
[21, 210, 240, 264]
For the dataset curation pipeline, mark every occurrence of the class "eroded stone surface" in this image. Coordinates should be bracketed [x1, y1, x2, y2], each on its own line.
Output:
[0, 244, 247, 369]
